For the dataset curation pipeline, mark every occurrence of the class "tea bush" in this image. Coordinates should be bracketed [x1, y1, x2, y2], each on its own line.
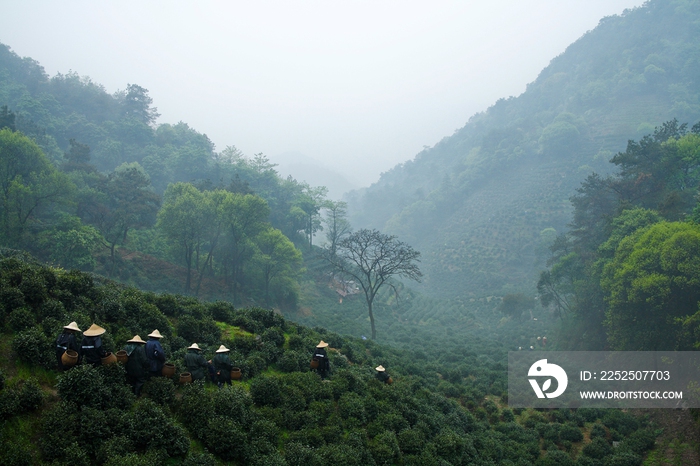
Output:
[251, 375, 282, 407]
[56, 364, 111, 409]
[12, 325, 54, 369]
[205, 416, 248, 461]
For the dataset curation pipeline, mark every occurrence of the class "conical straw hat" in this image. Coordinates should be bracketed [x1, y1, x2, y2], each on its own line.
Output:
[83, 323, 106, 337]
[375, 365, 386, 372]
[188, 343, 202, 351]
[148, 329, 163, 339]
[316, 340, 329, 348]
[215, 345, 230, 353]
[127, 335, 146, 344]
[63, 321, 81, 332]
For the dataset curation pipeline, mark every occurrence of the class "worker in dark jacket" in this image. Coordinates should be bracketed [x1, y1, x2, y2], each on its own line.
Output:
[145, 329, 166, 378]
[80, 323, 107, 366]
[184, 343, 209, 382]
[212, 345, 234, 388]
[55, 321, 81, 370]
[375, 365, 392, 384]
[312, 340, 331, 379]
[124, 335, 149, 396]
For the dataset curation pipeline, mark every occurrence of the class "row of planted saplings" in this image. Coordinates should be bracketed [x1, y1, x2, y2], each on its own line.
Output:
[61, 349, 242, 383]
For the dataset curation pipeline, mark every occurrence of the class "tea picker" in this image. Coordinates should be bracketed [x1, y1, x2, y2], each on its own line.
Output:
[124, 335, 149, 396]
[81, 323, 108, 366]
[184, 343, 209, 382]
[55, 321, 81, 371]
[146, 329, 166, 378]
[213, 345, 234, 388]
[311, 341, 331, 379]
[375, 365, 393, 384]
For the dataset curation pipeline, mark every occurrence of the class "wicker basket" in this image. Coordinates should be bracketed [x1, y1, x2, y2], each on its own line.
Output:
[116, 350, 128, 363]
[162, 363, 176, 377]
[101, 352, 117, 365]
[61, 349, 79, 367]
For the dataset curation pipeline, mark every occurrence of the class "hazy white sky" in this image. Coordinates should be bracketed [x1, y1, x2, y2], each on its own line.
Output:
[1, 1, 644, 187]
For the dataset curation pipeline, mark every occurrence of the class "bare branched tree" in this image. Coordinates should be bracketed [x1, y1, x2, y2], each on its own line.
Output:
[325, 229, 421, 339]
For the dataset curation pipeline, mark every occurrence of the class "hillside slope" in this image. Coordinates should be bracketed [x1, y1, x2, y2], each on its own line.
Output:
[347, 0, 700, 298]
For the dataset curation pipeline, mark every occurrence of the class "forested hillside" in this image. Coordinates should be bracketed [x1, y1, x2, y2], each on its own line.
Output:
[347, 0, 700, 299]
[2, 4, 700, 463]
[538, 119, 700, 352]
[0, 251, 665, 465]
[0, 43, 334, 309]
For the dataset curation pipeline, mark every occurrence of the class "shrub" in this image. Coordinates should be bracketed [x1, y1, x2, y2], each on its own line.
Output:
[125, 399, 189, 458]
[261, 327, 285, 347]
[398, 428, 426, 455]
[96, 436, 135, 465]
[56, 364, 111, 409]
[284, 442, 323, 466]
[318, 444, 365, 466]
[208, 301, 235, 324]
[212, 384, 253, 425]
[0, 386, 20, 419]
[142, 376, 176, 406]
[0, 285, 25, 314]
[535, 449, 574, 466]
[287, 334, 306, 351]
[278, 350, 304, 372]
[40, 402, 80, 461]
[560, 423, 584, 442]
[205, 416, 248, 461]
[8, 307, 36, 332]
[77, 405, 114, 452]
[245, 353, 268, 378]
[178, 382, 214, 440]
[251, 375, 281, 407]
[602, 410, 639, 436]
[501, 408, 515, 422]
[605, 451, 643, 466]
[582, 437, 613, 459]
[590, 423, 607, 440]
[338, 392, 367, 423]
[619, 428, 656, 455]
[153, 294, 184, 317]
[0, 442, 33, 466]
[182, 451, 217, 466]
[17, 377, 44, 410]
[370, 431, 400, 465]
[12, 326, 54, 369]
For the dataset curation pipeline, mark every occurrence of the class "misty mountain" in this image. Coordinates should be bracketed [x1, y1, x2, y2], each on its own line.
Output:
[274, 151, 359, 200]
[346, 0, 700, 299]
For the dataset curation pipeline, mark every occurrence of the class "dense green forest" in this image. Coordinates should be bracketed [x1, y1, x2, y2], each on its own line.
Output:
[538, 119, 700, 352]
[347, 0, 700, 299]
[0, 38, 337, 310]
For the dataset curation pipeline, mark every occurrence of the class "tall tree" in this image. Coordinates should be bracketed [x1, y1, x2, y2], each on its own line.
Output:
[601, 221, 700, 350]
[0, 128, 73, 246]
[121, 83, 160, 125]
[295, 184, 328, 250]
[325, 229, 422, 340]
[156, 182, 208, 292]
[220, 193, 270, 302]
[323, 200, 352, 258]
[83, 162, 160, 276]
[254, 227, 303, 307]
